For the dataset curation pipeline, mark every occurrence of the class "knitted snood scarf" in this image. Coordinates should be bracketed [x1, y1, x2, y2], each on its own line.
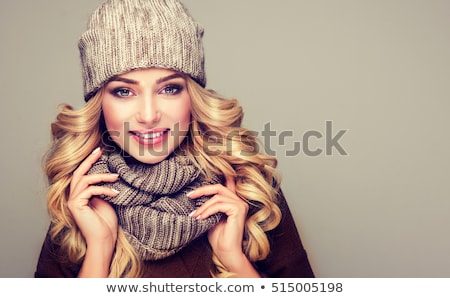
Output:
[87, 150, 223, 261]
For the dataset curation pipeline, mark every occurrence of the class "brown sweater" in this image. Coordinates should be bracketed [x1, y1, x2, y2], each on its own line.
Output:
[35, 192, 315, 278]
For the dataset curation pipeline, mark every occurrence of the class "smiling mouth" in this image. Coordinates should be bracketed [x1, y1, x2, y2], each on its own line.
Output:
[132, 131, 167, 139]
[129, 129, 170, 145]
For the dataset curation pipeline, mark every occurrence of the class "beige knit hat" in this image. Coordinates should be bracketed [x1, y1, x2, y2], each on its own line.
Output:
[79, 0, 206, 101]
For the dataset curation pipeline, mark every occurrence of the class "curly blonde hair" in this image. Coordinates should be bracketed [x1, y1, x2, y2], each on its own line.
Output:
[43, 75, 282, 277]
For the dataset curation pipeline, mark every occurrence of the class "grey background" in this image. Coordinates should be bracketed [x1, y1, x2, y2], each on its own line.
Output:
[1, 0, 449, 277]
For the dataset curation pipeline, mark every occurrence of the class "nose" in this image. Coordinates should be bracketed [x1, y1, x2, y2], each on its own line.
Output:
[135, 94, 160, 124]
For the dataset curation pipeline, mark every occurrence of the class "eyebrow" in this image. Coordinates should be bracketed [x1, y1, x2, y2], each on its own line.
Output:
[107, 73, 184, 85]
[108, 76, 138, 84]
[156, 73, 184, 84]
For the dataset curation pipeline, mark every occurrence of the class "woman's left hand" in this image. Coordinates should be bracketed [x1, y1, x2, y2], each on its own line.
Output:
[188, 176, 260, 277]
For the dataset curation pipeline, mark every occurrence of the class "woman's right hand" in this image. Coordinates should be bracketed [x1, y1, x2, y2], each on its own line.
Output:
[67, 147, 120, 277]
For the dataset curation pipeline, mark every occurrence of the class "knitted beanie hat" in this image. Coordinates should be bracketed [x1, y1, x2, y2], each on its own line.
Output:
[78, 0, 206, 101]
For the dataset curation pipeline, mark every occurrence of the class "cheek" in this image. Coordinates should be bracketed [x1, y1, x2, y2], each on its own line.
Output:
[102, 102, 124, 132]
[166, 99, 191, 139]
[180, 97, 192, 120]
[178, 100, 192, 130]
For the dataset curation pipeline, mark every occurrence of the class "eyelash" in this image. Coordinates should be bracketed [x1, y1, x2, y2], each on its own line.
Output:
[110, 84, 183, 98]
[160, 84, 183, 95]
[112, 88, 133, 98]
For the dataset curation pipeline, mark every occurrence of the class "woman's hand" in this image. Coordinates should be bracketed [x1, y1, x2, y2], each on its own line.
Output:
[67, 147, 120, 277]
[188, 176, 260, 277]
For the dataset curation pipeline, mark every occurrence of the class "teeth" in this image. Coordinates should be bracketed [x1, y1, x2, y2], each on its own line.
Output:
[136, 131, 164, 139]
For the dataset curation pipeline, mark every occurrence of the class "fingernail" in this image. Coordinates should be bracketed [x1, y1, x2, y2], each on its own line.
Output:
[186, 190, 195, 197]
[111, 188, 120, 194]
[111, 173, 119, 177]
[195, 214, 202, 220]
[92, 147, 100, 154]
[188, 210, 196, 217]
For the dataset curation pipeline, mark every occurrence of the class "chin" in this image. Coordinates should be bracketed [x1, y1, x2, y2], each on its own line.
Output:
[129, 151, 171, 164]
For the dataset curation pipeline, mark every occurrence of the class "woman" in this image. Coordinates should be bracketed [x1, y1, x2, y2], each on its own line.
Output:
[35, 0, 314, 278]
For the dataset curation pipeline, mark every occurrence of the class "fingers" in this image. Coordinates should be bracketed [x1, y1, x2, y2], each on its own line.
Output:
[225, 175, 236, 193]
[68, 147, 120, 209]
[65, 148, 120, 251]
[189, 195, 247, 220]
[68, 185, 119, 210]
[72, 147, 102, 180]
[84, 173, 119, 185]
[70, 147, 119, 195]
[187, 176, 248, 220]
[71, 173, 119, 197]
[74, 171, 119, 184]
[187, 175, 235, 199]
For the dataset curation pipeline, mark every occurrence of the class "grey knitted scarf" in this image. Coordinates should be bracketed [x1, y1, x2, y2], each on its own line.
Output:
[87, 150, 223, 260]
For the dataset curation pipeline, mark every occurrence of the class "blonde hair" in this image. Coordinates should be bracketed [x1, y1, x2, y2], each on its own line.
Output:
[184, 78, 282, 277]
[44, 90, 141, 277]
[43, 76, 282, 278]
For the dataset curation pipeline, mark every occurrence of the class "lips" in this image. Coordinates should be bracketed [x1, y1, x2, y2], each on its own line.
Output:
[134, 131, 165, 139]
[130, 129, 169, 145]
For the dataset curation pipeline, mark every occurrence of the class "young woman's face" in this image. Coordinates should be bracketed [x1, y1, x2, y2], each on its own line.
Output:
[102, 68, 191, 164]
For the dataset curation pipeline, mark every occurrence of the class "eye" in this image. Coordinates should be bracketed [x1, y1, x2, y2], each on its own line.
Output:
[112, 88, 133, 98]
[161, 84, 183, 95]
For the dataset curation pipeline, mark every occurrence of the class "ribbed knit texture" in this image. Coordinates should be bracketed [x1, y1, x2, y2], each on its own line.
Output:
[88, 150, 222, 260]
[79, 0, 206, 100]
